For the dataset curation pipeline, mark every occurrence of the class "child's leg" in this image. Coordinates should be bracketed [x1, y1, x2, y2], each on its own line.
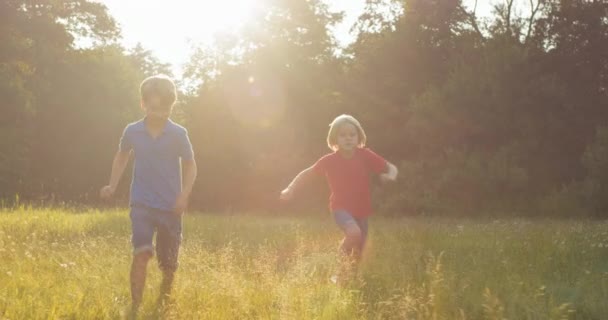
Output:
[333, 210, 363, 260]
[341, 225, 363, 260]
[131, 251, 153, 310]
[129, 206, 156, 311]
[155, 211, 183, 301]
[331, 211, 364, 284]
[355, 217, 369, 255]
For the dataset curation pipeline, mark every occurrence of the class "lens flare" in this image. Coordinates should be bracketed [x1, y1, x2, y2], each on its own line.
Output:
[223, 72, 286, 129]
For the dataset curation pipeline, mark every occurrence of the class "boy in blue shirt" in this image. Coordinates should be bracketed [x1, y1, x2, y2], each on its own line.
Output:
[100, 75, 197, 312]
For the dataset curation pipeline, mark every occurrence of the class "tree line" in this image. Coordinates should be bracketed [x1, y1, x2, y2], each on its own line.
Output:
[1, 0, 607, 217]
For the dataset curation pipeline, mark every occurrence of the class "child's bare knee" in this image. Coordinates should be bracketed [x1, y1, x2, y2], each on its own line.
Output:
[344, 226, 362, 242]
[133, 251, 153, 265]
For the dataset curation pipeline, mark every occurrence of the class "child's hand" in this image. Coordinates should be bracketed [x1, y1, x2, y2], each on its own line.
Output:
[380, 162, 399, 183]
[280, 187, 294, 201]
[379, 173, 396, 183]
[99, 185, 115, 199]
[172, 192, 189, 215]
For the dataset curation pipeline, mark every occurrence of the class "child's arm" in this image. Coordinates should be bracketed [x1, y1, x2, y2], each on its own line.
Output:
[379, 161, 398, 182]
[181, 159, 198, 196]
[280, 166, 316, 201]
[173, 158, 197, 214]
[100, 150, 132, 199]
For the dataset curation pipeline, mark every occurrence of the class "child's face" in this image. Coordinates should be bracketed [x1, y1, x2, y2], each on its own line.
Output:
[142, 95, 172, 120]
[336, 123, 359, 151]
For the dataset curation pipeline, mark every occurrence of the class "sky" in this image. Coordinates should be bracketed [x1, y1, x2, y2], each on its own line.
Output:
[96, 0, 497, 75]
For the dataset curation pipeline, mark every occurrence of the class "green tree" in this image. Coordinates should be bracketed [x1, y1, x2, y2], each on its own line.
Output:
[181, 0, 343, 211]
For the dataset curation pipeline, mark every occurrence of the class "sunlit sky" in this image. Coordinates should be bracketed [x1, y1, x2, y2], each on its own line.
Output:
[97, 0, 497, 75]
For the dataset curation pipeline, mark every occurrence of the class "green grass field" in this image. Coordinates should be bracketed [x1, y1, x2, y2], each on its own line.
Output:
[1, 208, 607, 319]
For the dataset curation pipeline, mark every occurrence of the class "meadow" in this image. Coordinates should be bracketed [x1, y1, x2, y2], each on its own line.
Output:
[0, 207, 607, 319]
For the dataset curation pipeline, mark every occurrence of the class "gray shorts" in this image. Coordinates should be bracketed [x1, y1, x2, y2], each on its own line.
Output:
[333, 210, 368, 244]
[130, 205, 182, 272]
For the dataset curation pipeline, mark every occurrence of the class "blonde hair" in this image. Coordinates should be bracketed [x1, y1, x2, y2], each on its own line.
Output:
[140, 74, 177, 111]
[326, 114, 367, 151]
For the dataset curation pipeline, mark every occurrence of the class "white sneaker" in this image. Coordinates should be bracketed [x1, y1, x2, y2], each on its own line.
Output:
[330, 274, 339, 284]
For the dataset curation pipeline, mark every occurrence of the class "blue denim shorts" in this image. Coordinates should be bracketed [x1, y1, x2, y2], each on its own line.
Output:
[130, 205, 182, 272]
[333, 210, 369, 244]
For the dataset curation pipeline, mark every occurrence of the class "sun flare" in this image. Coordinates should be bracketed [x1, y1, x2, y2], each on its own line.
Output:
[99, 0, 258, 65]
[171, 0, 257, 41]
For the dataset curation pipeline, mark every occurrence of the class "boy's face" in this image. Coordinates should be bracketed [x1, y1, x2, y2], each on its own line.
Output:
[142, 95, 172, 120]
[336, 123, 359, 151]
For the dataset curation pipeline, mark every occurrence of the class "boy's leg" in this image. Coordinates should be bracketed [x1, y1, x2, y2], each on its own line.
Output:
[129, 206, 156, 311]
[155, 211, 183, 302]
[131, 252, 152, 312]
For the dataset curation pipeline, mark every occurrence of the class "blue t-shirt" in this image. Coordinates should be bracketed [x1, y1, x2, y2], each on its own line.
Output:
[119, 118, 194, 211]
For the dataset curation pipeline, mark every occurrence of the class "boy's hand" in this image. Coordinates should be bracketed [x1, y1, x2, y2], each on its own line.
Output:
[379, 173, 396, 183]
[173, 192, 189, 215]
[100, 185, 115, 199]
[280, 187, 294, 201]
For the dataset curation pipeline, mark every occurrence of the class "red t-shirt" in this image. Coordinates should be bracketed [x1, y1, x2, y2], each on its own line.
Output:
[312, 147, 387, 218]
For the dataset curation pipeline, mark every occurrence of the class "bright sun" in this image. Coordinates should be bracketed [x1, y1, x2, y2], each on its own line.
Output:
[169, 0, 257, 41]
[99, 0, 257, 68]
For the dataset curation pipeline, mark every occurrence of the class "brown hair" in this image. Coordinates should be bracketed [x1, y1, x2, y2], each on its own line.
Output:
[140, 75, 177, 111]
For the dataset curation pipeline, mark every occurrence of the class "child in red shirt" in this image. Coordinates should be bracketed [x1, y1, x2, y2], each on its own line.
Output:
[280, 114, 398, 262]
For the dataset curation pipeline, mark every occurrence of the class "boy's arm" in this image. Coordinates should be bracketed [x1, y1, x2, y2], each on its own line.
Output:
[280, 165, 316, 201]
[173, 158, 197, 214]
[182, 158, 198, 196]
[100, 150, 132, 199]
[380, 161, 398, 182]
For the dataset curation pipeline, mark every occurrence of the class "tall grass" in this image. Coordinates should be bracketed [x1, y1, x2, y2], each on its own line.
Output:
[0, 207, 607, 319]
